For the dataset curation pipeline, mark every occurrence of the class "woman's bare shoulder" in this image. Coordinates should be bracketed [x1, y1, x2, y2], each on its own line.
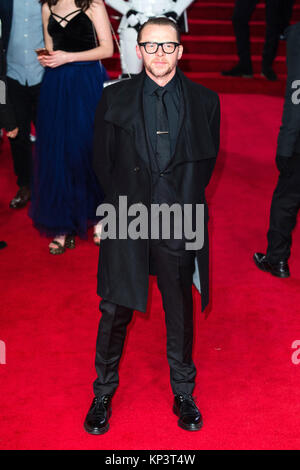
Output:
[42, 2, 51, 16]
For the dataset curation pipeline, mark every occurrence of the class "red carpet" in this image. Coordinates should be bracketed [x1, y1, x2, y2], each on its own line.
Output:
[1, 93, 300, 450]
[105, 0, 300, 95]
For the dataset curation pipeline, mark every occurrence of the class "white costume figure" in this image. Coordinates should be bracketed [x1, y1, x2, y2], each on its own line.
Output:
[106, 0, 194, 75]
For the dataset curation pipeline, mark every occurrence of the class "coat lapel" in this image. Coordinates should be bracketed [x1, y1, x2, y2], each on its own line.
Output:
[104, 70, 150, 169]
[103, 67, 216, 170]
[170, 68, 216, 169]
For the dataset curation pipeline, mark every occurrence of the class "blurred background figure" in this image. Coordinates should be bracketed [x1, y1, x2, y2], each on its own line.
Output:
[0, 1, 44, 209]
[222, 0, 282, 81]
[254, 22, 300, 278]
[105, 0, 194, 76]
[0, 23, 18, 250]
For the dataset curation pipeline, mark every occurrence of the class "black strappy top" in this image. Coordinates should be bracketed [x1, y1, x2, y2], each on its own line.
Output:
[48, 8, 97, 52]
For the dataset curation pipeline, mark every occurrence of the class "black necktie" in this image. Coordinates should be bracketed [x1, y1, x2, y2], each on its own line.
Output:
[155, 88, 171, 172]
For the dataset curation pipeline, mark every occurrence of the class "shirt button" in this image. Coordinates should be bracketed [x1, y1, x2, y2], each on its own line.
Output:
[24, 50, 28, 54]
[25, 18, 28, 22]
[24, 34, 28, 38]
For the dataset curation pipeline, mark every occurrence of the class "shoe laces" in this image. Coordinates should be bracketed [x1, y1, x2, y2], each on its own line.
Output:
[176, 394, 199, 416]
[93, 395, 110, 414]
[102, 395, 110, 406]
[177, 393, 195, 403]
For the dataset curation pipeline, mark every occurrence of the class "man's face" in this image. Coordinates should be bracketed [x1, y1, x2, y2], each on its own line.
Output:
[136, 24, 183, 79]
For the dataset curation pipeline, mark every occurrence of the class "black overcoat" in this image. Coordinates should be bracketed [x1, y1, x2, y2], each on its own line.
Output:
[0, 33, 16, 131]
[93, 68, 220, 313]
[277, 22, 300, 158]
[0, 0, 13, 53]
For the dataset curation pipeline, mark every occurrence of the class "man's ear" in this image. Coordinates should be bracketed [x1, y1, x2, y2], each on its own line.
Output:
[177, 44, 183, 61]
[136, 44, 143, 60]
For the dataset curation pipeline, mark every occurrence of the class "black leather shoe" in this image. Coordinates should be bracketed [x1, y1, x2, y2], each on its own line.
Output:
[221, 64, 253, 78]
[173, 394, 203, 431]
[84, 395, 112, 435]
[253, 252, 290, 278]
[9, 186, 31, 209]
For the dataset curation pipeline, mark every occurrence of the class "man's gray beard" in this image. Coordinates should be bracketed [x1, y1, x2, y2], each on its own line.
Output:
[146, 62, 174, 78]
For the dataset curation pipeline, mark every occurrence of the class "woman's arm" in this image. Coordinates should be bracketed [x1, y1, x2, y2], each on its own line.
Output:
[42, 3, 53, 51]
[41, 0, 114, 68]
[38, 4, 53, 67]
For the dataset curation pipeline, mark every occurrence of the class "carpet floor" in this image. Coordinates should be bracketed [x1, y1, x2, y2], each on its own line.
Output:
[1, 93, 300, 450]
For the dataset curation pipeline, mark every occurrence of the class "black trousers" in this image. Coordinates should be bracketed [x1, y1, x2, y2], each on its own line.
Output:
[7, 77, 41, 188]
[233, 0, 282, 70]
[267, 154, 300, 263]
[93, 242, 196, 397]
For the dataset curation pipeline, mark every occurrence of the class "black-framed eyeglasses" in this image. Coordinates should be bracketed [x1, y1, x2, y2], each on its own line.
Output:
[138, 42, 180, 54]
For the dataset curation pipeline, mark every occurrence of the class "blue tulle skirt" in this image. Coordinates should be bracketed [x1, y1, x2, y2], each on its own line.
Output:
[29, 61, 108, 238]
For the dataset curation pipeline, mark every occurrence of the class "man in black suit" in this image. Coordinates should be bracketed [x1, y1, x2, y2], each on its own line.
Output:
[222, 0, 282, 81]
[0, 1, 44, 209]
[0, 36, 17, 137]
[0, 33, 18, 250]
[84, 17, 220, 435]
[254, 22, 300, 277]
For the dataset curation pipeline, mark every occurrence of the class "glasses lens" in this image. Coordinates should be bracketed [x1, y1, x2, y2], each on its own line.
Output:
[145, 43, 157, 54]
[162, 43, 176, 53]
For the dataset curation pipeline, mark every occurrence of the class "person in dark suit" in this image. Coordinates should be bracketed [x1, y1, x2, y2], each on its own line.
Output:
[222, 0, 282, 81]
[254, 22, 300, 277]
[84, 16, 220, 435]
[0, 1, 44, 209]
[0, 33, 18, 250]
[0, 38, 17, 135]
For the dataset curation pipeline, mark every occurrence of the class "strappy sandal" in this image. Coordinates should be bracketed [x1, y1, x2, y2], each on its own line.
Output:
[93, 233, 100, 246]
[49, 235, 75, 255]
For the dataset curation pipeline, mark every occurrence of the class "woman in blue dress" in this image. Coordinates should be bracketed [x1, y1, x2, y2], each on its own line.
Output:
[29, 0, 113, 254]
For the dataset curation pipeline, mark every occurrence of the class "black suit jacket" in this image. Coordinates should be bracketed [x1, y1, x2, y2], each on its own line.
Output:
[93, 68, 220, 313]
[0, 36, 16, 131]
[277, 22, 300, 158]
[0, 0, 13, 53]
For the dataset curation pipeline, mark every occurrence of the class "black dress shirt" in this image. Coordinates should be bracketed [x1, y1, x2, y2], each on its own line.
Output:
[143, 71, 181, 158]
[142, 71, 188, 256]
